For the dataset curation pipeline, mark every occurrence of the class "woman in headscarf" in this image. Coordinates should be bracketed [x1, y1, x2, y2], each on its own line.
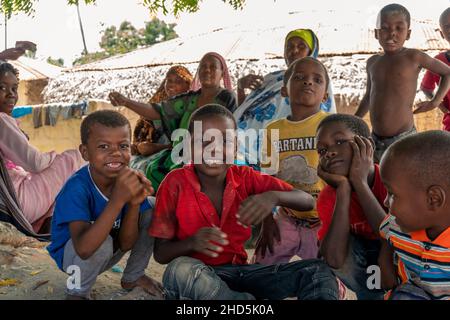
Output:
[109, 52, 236, 191]
[233, 29, 336, 167]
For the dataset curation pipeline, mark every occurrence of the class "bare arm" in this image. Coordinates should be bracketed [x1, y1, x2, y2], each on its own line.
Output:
[378, 240, 398, 290]
[355, 57, 374, 117]
[69, 198, 126, 259]
[349, 136, 387, 233]
[237, 189, 314, 226]
[414, 52, 450, 113]
[109, 92, 161, 120]
[153, 227, 229, 264]
[236, 74, 264, 106]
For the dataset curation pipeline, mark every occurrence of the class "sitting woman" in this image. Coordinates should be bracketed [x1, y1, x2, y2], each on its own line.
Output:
[233, 29, 336, 167]
[109, 52, 236, 190]
[0, 62, 84, 234]
[111, 66, 193, 173]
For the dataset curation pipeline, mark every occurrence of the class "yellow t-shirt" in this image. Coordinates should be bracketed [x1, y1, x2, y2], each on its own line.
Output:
[260, 111, 328, 220]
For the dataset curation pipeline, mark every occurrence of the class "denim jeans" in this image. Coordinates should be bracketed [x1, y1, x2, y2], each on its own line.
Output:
[389, 283, 432, 300]
[163, 256, 340, 300]
[331, 235, 384, 300]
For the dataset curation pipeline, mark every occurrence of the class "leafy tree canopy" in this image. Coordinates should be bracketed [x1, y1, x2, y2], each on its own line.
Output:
[0, 0, 245, 18]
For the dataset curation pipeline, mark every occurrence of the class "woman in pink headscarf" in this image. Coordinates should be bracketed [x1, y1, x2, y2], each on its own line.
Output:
[110, 52, 236, 191]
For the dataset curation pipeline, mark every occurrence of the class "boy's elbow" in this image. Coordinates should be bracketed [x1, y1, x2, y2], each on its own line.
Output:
[76, 248, 94, 261]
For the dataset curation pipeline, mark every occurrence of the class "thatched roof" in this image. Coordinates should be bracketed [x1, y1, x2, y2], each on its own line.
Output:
[43, 10, 444, 105]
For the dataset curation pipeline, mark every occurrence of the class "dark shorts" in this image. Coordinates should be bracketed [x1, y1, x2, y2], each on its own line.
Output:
[371, 126, 417, 163]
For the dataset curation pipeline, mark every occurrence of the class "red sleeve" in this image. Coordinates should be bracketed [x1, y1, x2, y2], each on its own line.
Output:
[242, 166, 293, 194]
[148, 174, 179, 239]
[316, 186, 337, 241]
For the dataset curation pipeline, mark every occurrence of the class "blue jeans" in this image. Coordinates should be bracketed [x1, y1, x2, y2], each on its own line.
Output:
[331, 235, 384, 300]
[163, 256, 340, 300]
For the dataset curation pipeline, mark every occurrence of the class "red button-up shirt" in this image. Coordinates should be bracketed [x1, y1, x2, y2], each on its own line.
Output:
[149, 164, 293, 265]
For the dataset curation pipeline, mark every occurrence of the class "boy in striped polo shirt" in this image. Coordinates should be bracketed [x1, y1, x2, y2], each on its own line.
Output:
[379, 130, 450, 300]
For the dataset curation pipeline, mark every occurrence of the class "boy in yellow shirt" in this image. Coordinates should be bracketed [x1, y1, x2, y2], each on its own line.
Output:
[254, 57, 329, 264]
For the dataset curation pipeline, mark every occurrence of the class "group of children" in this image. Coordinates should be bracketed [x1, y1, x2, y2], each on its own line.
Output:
[1, 3, 450, 300]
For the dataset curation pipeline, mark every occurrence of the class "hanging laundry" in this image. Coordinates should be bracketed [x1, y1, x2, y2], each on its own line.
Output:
[11, 106, 33, 119]
[48, 105, 61, 126]
[32, 105, 43, 128]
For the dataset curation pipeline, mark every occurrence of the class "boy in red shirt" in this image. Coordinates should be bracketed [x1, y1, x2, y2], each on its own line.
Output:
[316, 114, 388, 299]
[149, 104, 341, 300]
[421, 7, 450, 131]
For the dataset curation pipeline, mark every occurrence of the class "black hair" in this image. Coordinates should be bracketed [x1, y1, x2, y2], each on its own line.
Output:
[283, 56, 330, 88]
[80, 110, 130, 145]
[317, 114, 371, 139]
[379, 3, 411, 27]
[0, 61, 19, 79]
[188, 104, 236, 133]
[440, 7, 450, 27]
[382, 130, 450, 188]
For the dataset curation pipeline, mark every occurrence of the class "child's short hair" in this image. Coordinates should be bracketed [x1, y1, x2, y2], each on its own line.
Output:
[80, 110, 131, 145]
[440, 7, 450, 27]
[378, 3, 411, 27]
[382, 130, 450, 188]
[188, 104, 237, 133]
[0, 62, 19, 79]
[317, 114, 371, 139]
[283, 56, 330, 88]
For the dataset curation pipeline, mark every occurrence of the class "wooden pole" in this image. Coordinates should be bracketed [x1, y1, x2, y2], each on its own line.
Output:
[76, 2, 88, 55]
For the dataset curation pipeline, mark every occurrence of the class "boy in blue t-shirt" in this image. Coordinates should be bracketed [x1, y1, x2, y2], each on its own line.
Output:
[47, 110, 163, 299]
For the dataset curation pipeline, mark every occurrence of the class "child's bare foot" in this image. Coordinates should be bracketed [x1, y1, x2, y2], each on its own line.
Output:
[121, 275, 164, 299]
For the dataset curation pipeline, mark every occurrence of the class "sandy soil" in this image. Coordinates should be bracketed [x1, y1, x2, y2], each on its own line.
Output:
[0, 222, 355, 300]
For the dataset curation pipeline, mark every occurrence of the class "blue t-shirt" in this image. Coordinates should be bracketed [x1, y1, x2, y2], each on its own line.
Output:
[47, 165, 152, 270]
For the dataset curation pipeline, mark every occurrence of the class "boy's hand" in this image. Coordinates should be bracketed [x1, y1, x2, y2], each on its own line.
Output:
[238, 74, 264, 90]
[15, 41, 37, 52]
[255, 215, 280, 259]
[188, 227, 229, 258]
[318, 164, 349, 189]
[109, 91, 127, 107]
[111, 168, 147, 205]
[413, 100, 439, 114]
[236, 192, 278, 227]
[129, 171, 154, 206]
[348, 136, 373, 186]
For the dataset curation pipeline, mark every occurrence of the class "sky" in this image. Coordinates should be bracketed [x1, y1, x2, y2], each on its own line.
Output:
[2, 0, 449, 66]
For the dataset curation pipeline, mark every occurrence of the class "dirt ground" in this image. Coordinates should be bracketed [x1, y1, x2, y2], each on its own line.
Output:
[0, 222, 355, 300]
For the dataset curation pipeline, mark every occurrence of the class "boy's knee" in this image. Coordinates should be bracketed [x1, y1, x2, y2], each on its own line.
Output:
[163, 257, 209, 286]
[80, 236, 114, 264]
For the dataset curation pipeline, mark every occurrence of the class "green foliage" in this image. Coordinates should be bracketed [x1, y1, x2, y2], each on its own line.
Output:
[0, 0, 246, 18]
[47, 56, 65, 67]
[73, 18, 177, 65]
[72, 51, 111, 66]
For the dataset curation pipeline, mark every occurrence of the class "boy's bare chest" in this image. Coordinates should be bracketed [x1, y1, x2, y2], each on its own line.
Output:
[202, 189, 224, 218]
[370, 55, 419, 83]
